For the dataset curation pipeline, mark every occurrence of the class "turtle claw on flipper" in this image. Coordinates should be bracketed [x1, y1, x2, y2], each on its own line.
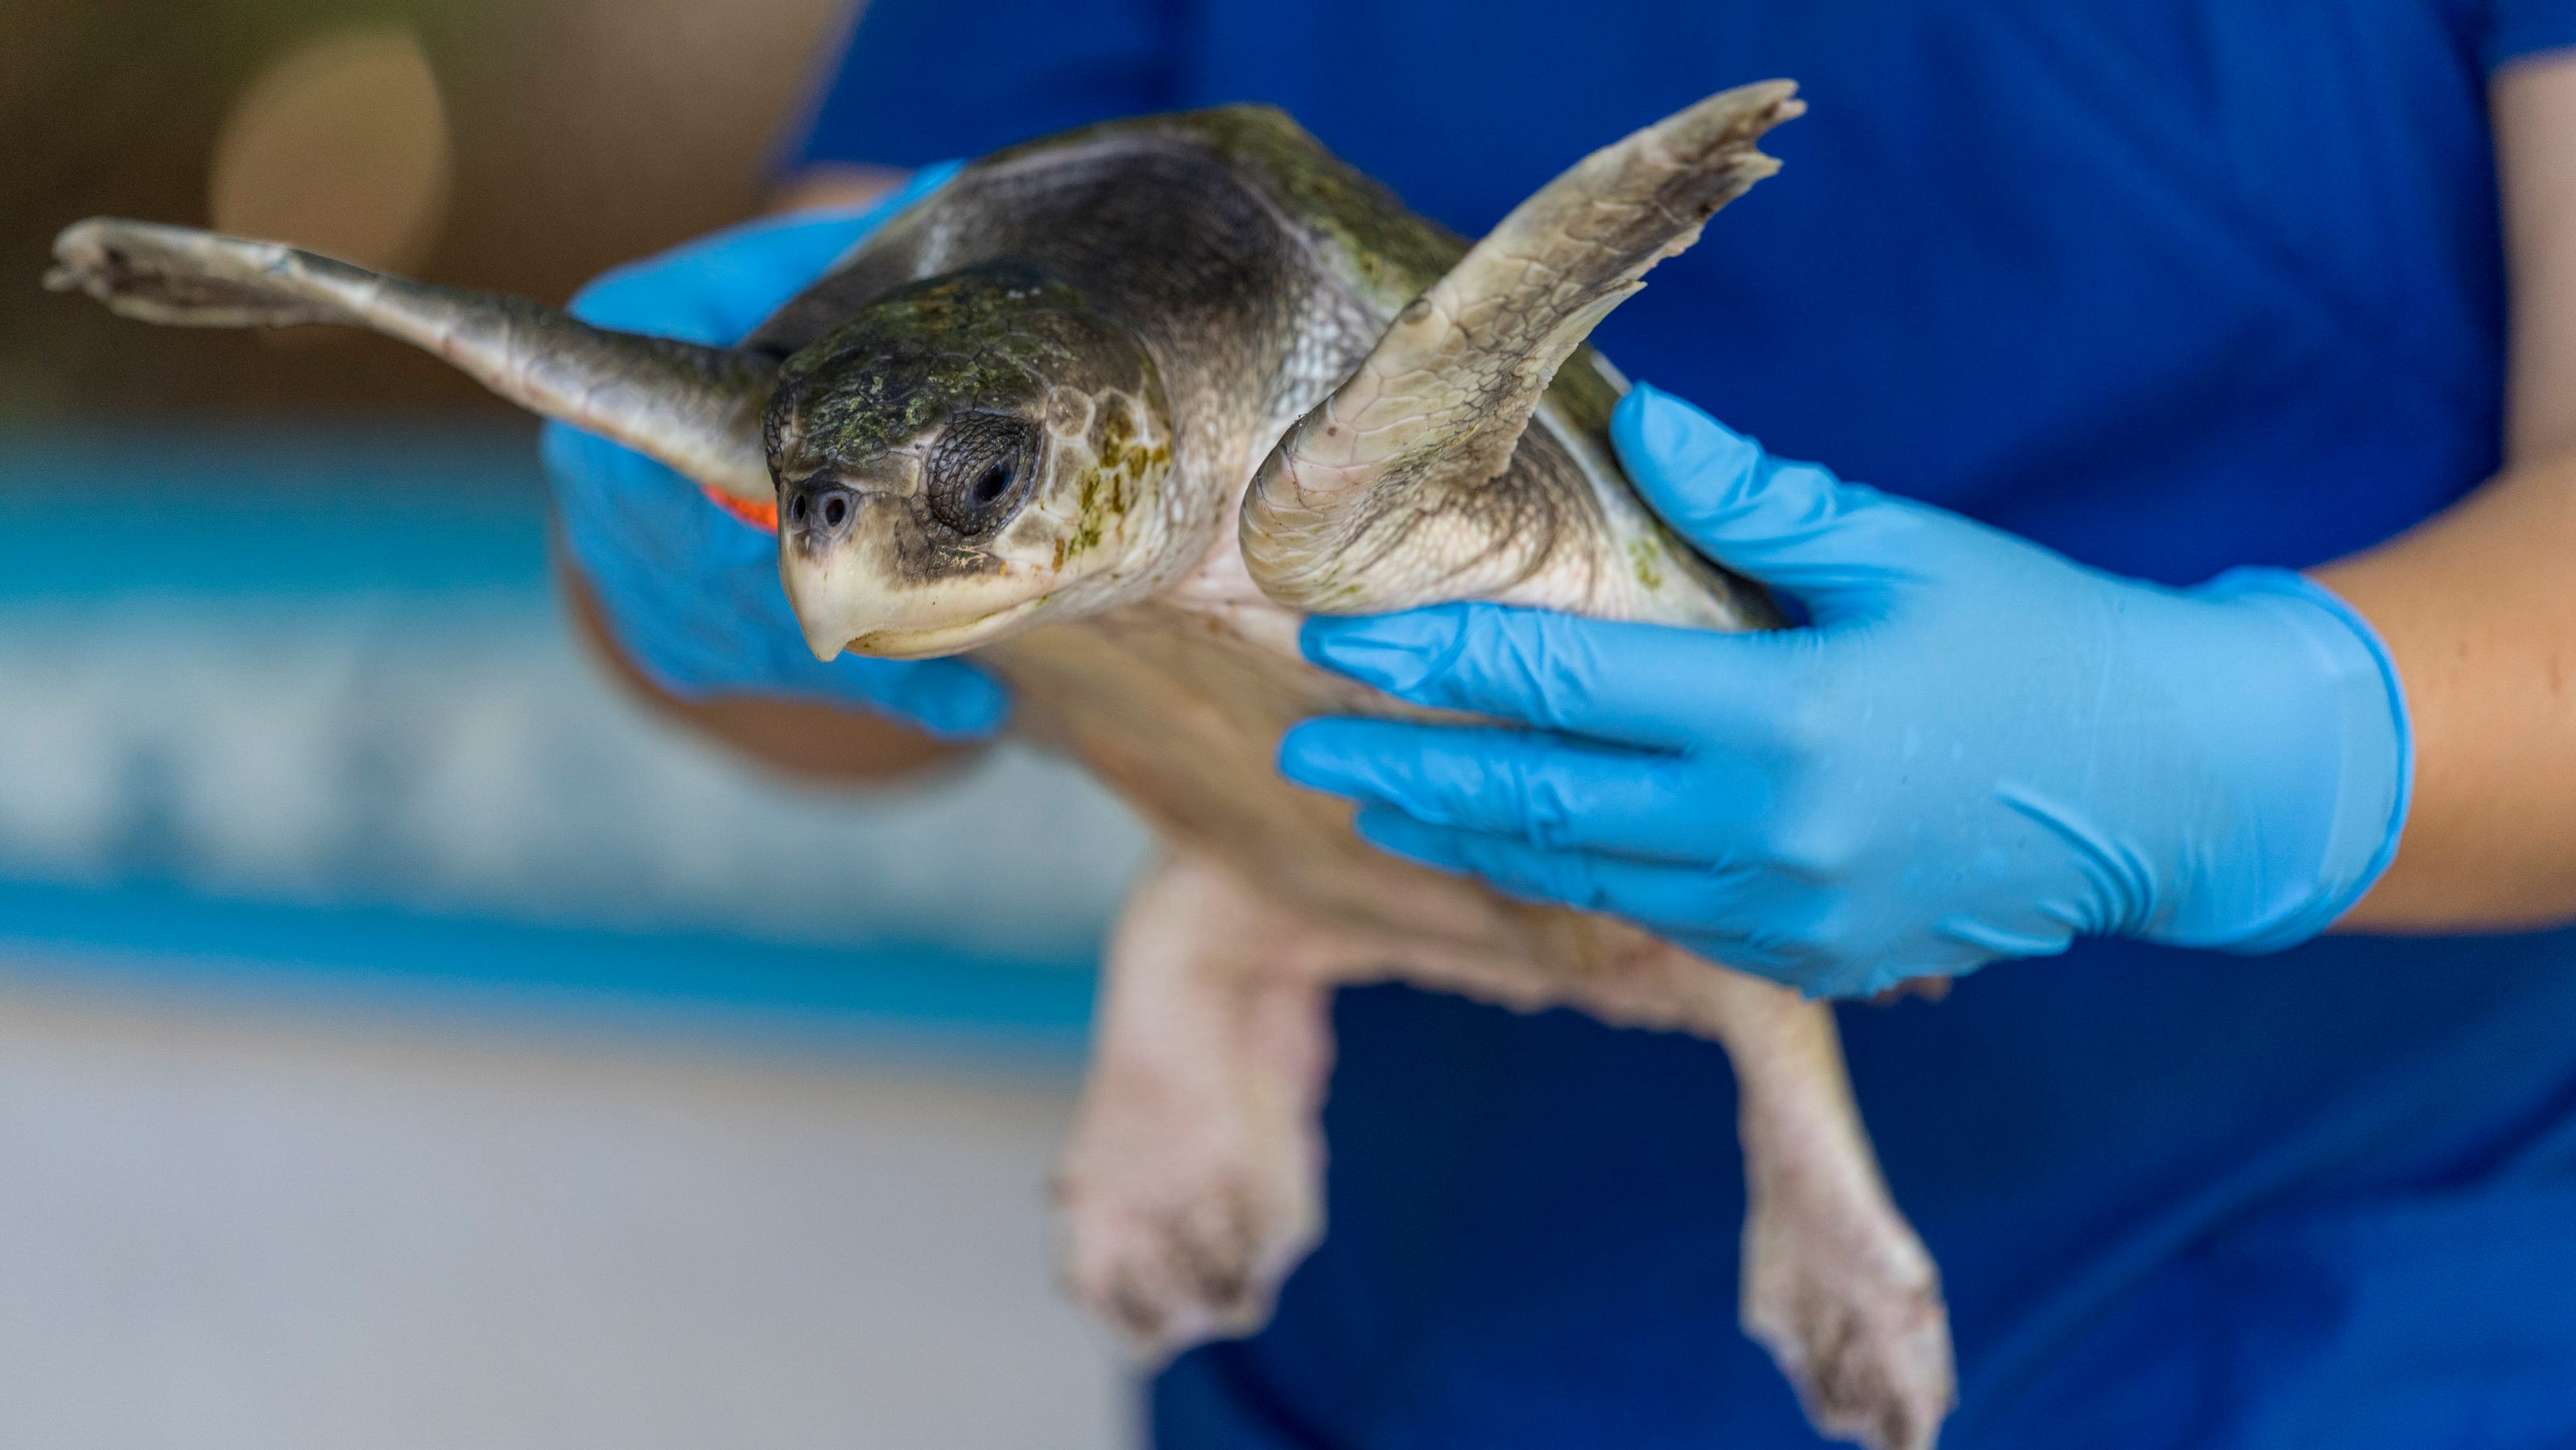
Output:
[1241, 80, 1802, 617]
[45, 218, 777, 506]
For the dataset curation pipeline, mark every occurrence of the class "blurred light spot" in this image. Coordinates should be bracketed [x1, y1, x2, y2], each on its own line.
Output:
[208, 26, 453, 274]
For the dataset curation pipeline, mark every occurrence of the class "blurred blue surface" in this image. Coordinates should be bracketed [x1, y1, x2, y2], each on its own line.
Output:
[0, 879, 1097, 1056]
[0, 426, 553, 600]
[0, 425, 1145, 1052]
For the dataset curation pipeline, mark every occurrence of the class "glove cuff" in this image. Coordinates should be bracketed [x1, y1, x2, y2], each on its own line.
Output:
[2191, 566, 2414, 952]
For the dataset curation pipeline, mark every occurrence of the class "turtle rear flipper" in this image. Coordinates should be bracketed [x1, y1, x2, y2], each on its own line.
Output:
[47, 219, 775, 505]
[1239, 81, 1802, 615]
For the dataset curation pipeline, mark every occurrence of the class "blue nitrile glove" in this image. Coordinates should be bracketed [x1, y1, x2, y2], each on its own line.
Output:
[1280, 384, 2412, 998]
[542, 160, 1008, 739]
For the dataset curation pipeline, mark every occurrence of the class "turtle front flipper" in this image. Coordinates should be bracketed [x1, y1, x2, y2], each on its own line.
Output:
[47, 219, 775, 505]
[1238, 81, 1802, 616]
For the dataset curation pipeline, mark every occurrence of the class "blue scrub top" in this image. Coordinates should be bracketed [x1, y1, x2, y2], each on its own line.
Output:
[799, 6, 2576, 1445]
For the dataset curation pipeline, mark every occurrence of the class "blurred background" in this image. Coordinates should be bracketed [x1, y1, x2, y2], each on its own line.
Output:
[2, 2, 1144, 1445]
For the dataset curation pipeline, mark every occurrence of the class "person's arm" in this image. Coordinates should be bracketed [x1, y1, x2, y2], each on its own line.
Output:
[2316, 52, 2576, 931]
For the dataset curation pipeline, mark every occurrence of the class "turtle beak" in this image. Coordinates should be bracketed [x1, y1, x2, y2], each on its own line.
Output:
[780, 523, 882, 662]
[775, 473, 896, 659]
[797, 604, 851, 664]
[775, 490, 1038, 661]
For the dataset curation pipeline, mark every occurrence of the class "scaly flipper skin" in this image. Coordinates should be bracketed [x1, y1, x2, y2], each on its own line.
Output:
[1061, 848, 1954, 1449]
[45, 219, 777, 504]
[1240, 80, 1802, 616]
[1698, 970, 1955, 1450]
[1055, 853, 1335, 1352]
[1387, 918, 1956, 1450]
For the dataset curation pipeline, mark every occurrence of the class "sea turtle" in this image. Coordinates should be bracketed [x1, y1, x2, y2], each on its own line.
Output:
[51, 81, 1955, 1448]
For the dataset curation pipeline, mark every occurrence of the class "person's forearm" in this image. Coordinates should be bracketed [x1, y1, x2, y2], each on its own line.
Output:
[2314, 446, 2576, 931]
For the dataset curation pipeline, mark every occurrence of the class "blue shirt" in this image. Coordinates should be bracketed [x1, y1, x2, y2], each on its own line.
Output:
[799, 6, 2576, 1445]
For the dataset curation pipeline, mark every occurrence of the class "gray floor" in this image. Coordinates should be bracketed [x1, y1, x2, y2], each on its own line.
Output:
[0, 979, 1129, 1450]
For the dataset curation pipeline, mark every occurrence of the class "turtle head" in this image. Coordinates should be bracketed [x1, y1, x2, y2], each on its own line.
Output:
[762, 260, 1175, 660]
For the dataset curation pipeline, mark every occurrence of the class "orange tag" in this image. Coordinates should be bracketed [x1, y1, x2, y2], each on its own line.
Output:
[700, 486, 779, 534]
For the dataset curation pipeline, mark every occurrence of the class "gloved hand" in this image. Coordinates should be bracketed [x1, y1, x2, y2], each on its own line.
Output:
[1280, 384, 2412, 998]
[543, 160, 1009, 739]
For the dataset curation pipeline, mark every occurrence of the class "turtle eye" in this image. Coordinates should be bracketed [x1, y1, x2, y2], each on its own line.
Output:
[926, 412, 1040, 537]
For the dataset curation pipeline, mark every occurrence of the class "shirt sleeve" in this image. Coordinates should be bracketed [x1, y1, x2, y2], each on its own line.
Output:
[787, 0, 1184, 170]
[2482, 0, 2576, 72]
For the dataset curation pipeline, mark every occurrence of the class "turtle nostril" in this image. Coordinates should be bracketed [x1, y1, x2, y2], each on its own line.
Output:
[791, 481, 857, 537]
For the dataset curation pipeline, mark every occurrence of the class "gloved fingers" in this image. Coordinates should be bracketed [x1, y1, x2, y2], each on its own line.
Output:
[543, 422, 770, 567]
[1349, 807, 1855, 998]
[1279, 719, 1767, 860]
[1610, 383, 1955, 619]
[629, 630, 1009, 740]
[1668, 936, 1922, 999]
[568, 160, 963, 342]
[568, 209, 886, 341]
[560, 496, 1009, 737]
[1300, 601, 1816, 753]
[541, 416, 674, 516]
[1349, 806, 1951, 998]
[1348, 804, 1728, 913]
[1351, 805, 1825, 960]
[822, 655, 1013, 738]
[546, 419, 786, 696]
